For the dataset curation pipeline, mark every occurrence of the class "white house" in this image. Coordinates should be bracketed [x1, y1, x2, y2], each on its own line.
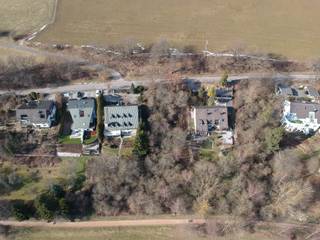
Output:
[104, 105, 139, 137]
[281, 100, 320, 134]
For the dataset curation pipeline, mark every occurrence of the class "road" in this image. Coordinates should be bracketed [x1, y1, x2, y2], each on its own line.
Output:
[0, 218, 318, 231]
[0, 218, 204, 228]
[0, 72, 318, 95]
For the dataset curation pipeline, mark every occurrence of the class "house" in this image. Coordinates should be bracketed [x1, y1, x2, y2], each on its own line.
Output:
[16, 100, 56, 128]
[66, 98, 96, 134]
[191, 106, 229, 135]
[281, 100, 320, 134]
[276, 85, 320, 102]
[104, 105, 139, 137]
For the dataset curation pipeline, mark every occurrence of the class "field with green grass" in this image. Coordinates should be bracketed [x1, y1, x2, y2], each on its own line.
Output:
[35, 0, 320, 60]
[0, 157, 88, 201]
[58, 135, 81, 145]
[0, 0, 57, 35]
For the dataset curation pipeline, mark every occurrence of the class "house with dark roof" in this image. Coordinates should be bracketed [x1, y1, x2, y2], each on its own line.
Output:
[16, 100, 57, 128]
[282, 100, 320, 134]
[66, 98, 96, 132]
[191, 106, 229, 135]
[104, 105, 139, 137]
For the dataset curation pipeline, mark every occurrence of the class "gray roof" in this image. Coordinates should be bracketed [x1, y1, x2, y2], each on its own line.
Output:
[67, 98, 95, 130]
[16, 100, 54, 124]
[305, 86, 320, 98]
[290, 102, 320, 121]
[278, 86, 293, 96]
[17, 100, 53, 110]
[277, 85, 319, 98]
[193, 106, 229, 133]
[104, 105, 139, 131]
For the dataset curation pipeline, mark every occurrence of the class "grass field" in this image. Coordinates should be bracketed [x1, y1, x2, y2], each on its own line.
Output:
[0, 157, 88, 201]
[35, 0, 320, 60]
[9, 226, 283, 240]
[0, 0, 57, 35]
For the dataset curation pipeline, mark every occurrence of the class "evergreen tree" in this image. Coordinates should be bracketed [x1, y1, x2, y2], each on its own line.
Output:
[198, 86, 208, 105]
[96, 94, 105, 143]
[220, 71, 229, 87]
[133, 122, 150, 175]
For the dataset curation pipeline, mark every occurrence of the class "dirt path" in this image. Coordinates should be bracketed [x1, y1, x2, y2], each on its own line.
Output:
[0, 218, 205, 228]
[0, 218, 319, 231]
[0, 41, 85, 62]
[0, 72, 318, 95]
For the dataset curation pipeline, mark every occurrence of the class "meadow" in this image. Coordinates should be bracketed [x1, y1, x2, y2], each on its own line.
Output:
[35, 0, 320, 60]
[0, 0, 57, 36]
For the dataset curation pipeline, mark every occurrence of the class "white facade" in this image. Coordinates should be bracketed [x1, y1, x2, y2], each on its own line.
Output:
[104, 129, 137, 137]
[281, 100, 320, 134]
[57, 152, 81, 157]
[32, 123, 50, 128]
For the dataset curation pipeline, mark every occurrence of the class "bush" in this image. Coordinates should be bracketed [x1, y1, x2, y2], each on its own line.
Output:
[34, 184, 69, 221]
[264, 127, 284, 154]
[34, 192, 59, 221]
[13, 201, 34, 221]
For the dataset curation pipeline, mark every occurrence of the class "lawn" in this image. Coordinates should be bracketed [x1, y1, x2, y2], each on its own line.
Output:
[102, 138, 134, 158]
[83, 135, 98, 145]
[0, 157, 89, 201]
[36, 0, 320, 60]
[0, 163, 61, 201]
[0, 0, 57, 35]
[58, 135, 81, 145]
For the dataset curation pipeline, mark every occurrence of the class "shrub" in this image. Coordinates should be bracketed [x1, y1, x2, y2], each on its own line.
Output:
[13, 201, 34, 221]
[34, 192, 59, 221]
[264, 127, 284, 154]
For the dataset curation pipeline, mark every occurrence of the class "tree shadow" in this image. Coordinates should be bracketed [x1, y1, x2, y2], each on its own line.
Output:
[280, 132, 312, 149]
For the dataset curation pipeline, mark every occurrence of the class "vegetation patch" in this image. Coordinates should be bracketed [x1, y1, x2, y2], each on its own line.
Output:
[58, 135, 81, 145]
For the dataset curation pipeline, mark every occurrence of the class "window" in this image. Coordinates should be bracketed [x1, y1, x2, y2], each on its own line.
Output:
[20, 114, 28, 120]
[79, 110, 84, 117]
[309, 112, 315, 123]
